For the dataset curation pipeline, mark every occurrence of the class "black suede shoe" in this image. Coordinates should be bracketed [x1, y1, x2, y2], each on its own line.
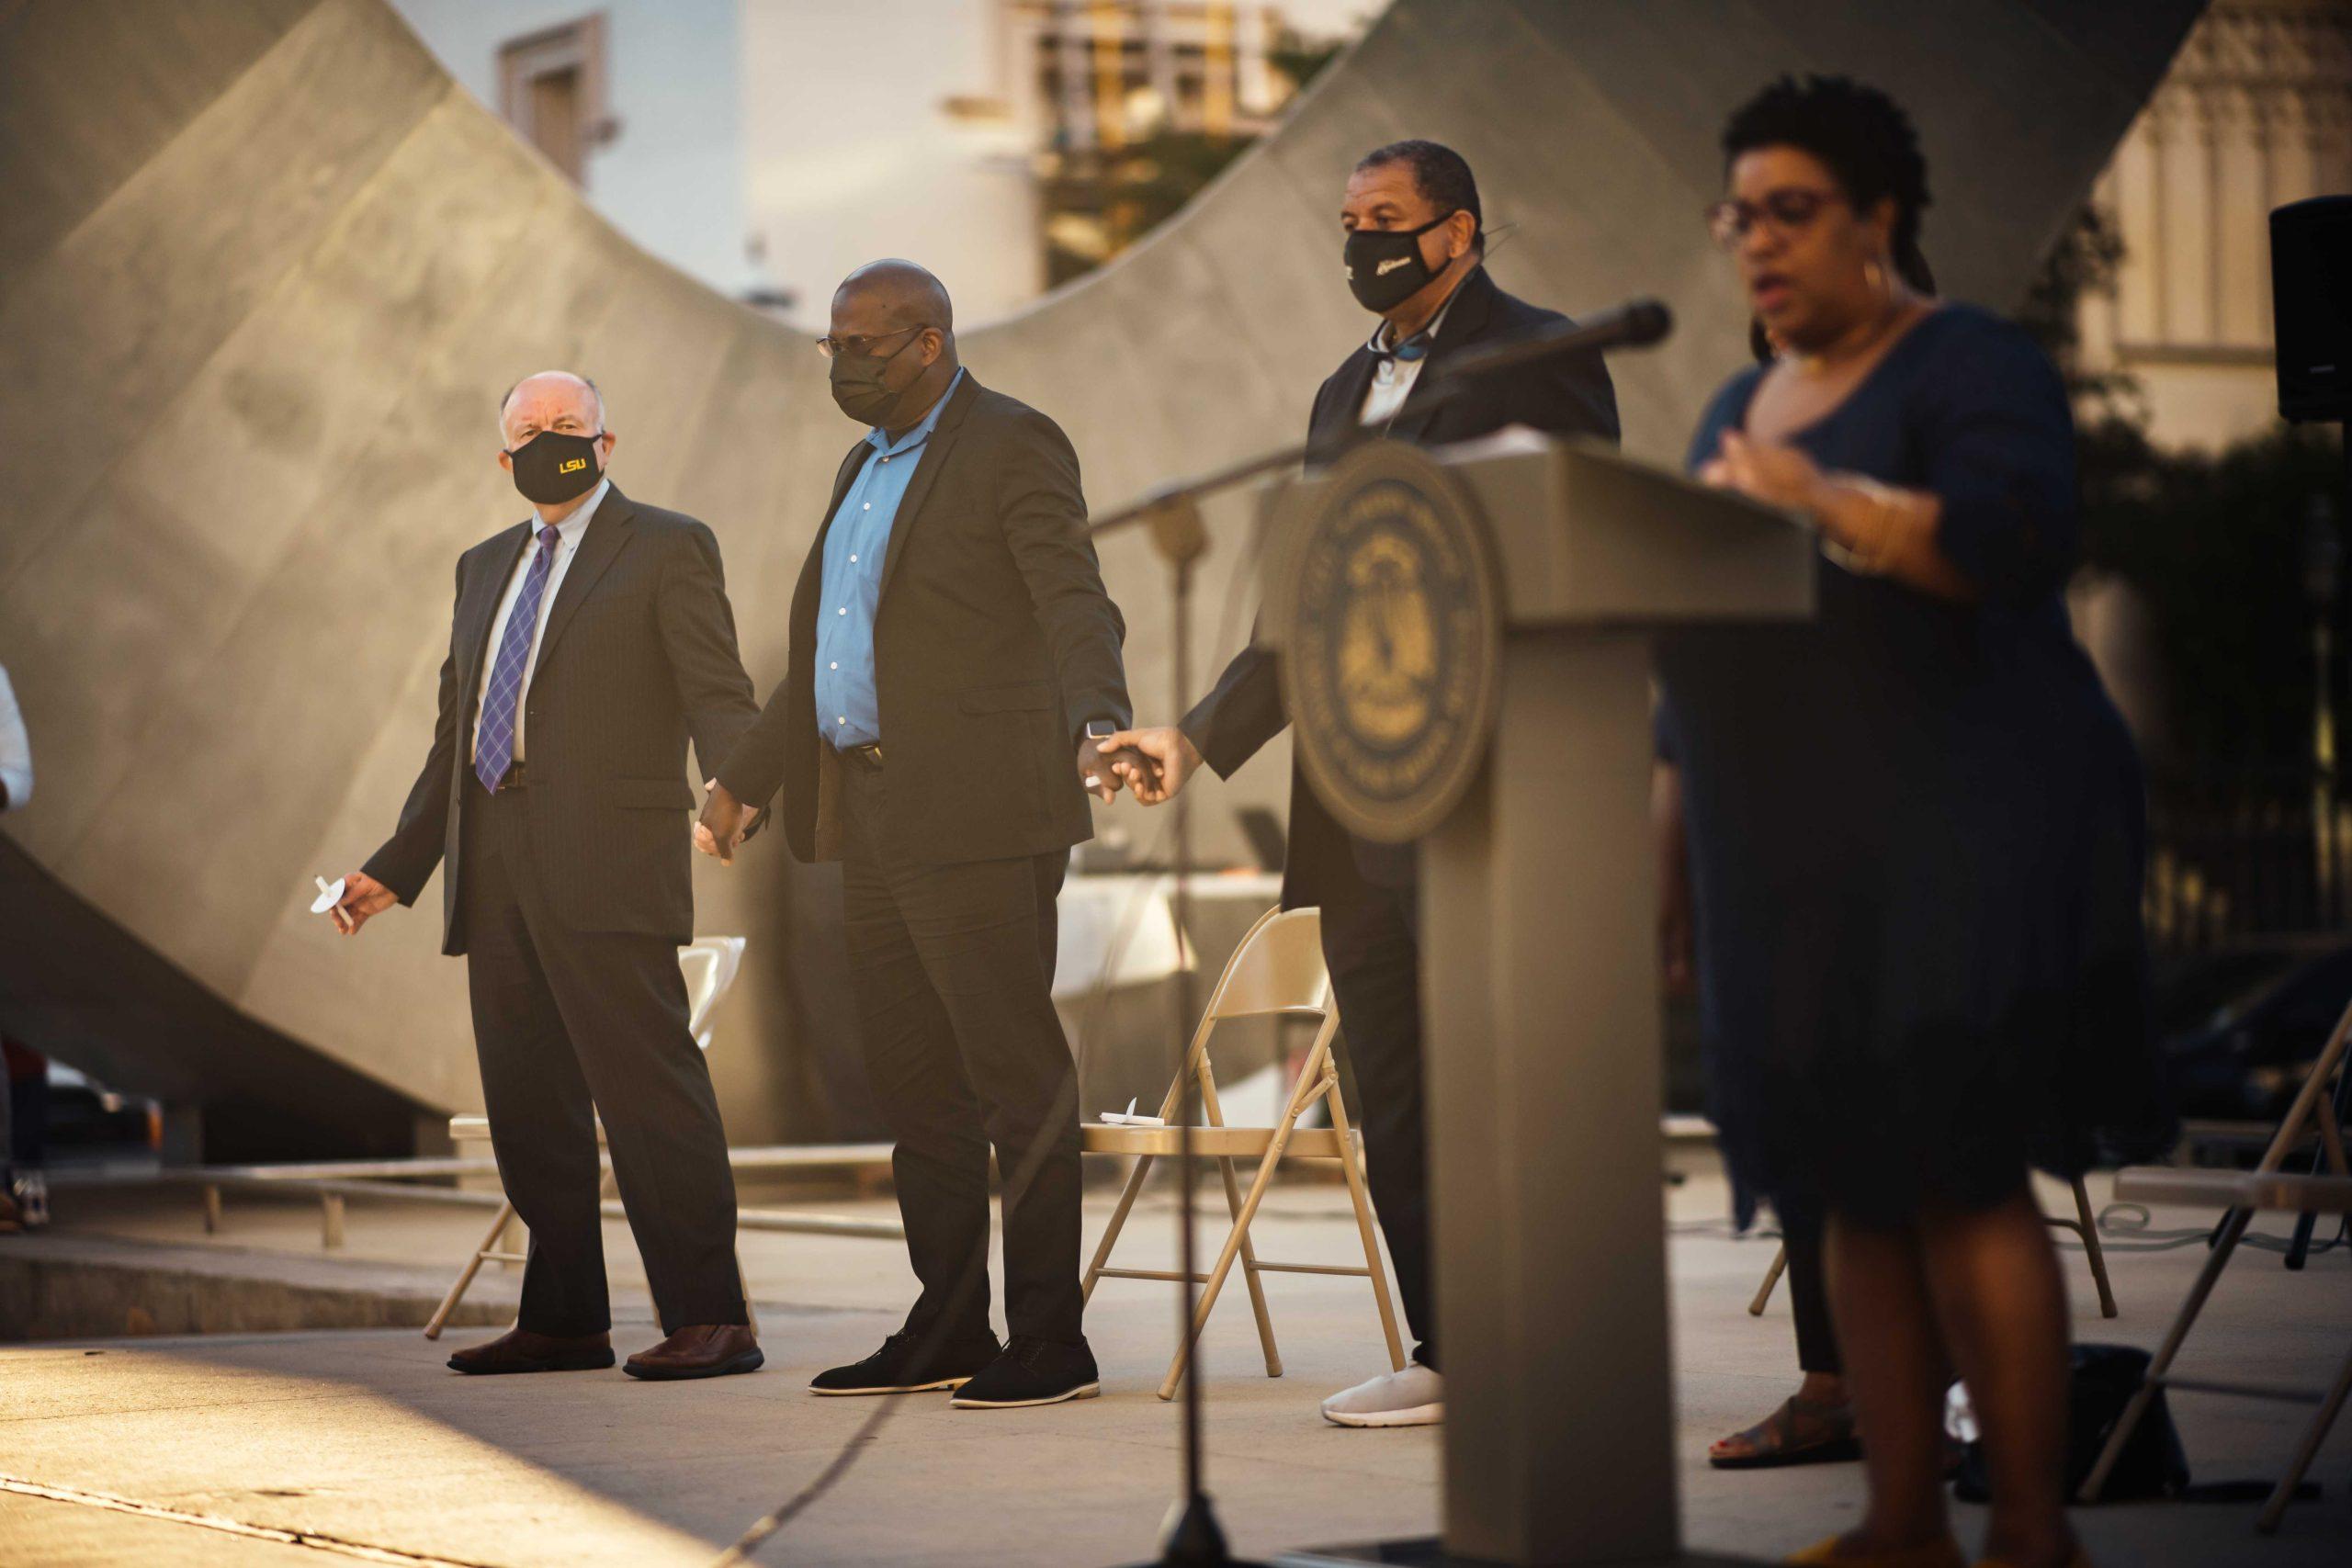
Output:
[949, 1335, 1100, 1409]
[809, 1328, 1002, 1395]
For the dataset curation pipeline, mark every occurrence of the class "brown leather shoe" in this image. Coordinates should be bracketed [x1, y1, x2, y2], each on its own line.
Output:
[447, 1326, 615, 1375]
[624, 1323, 763, 1382]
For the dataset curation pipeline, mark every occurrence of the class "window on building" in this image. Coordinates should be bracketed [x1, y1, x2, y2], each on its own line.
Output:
[2091, 1, 2352, 363]
[1010, 1, 1333, 284]
[498, 15, 612, 186]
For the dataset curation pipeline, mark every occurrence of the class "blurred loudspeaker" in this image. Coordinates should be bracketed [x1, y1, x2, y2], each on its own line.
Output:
[2272, 195, 2352, 423]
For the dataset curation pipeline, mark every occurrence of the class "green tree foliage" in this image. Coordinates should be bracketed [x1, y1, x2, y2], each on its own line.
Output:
[1268, 28, 1346, 95]
[2081, 420, 2342, 767]
[2019, 209, 2346, 770]
[1043, 28, 1346, 288]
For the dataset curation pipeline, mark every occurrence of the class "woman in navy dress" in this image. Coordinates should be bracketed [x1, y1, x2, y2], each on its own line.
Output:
[1655, 77, 2173, 1568]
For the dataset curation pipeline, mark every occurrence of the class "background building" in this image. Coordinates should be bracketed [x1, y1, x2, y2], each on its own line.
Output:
[2078, 0, 2352, 450]
[390, 0, 2352, 456]
[390, 0, 1369, 323]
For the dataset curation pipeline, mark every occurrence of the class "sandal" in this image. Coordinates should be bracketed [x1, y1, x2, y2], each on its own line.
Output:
[1711, 1393, 1863, 1470]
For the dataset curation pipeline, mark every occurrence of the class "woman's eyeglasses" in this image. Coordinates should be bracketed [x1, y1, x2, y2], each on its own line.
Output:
[1705, 187, 1847, 250]
[816, 324, 928, 360]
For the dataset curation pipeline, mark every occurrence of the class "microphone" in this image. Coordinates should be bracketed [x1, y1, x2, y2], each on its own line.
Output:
[1436, 297, 1673, 383]
[1095, 298, 1674, 531]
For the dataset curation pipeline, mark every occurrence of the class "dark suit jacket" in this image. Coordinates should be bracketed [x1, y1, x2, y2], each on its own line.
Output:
[1179, 265, 1622, 909]
[717, 372, 1130, 866]
[365, 485, 761, 953]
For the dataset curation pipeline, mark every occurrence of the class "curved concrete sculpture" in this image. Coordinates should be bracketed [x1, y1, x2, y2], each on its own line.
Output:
[0, 0, 2197, 1153]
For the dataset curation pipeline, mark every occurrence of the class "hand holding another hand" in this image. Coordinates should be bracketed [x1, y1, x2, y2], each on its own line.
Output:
[695, 779, 759, 865]
[1076, 737, 1121, 804]
[1095, 727, 1202, 807]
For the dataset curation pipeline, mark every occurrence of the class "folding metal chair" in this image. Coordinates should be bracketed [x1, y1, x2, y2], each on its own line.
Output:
[2079, 1003, 2352, 1531]
[424, 935, 754, 1338]
[1747, 1172, 2120, 1320]
[1081, 906, 1405, 1401]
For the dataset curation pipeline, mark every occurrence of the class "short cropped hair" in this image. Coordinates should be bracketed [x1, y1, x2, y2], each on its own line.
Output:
[1355, 139, 1483, 249]
[1722, 74, 1931, 284]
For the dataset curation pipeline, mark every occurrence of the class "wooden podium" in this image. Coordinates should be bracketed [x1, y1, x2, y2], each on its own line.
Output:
[1261, 429, 1813, 1567]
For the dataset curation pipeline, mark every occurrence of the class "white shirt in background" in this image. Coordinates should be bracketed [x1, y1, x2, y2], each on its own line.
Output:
[0, 665, 30, 810]
[1357, 286, 1465, 428]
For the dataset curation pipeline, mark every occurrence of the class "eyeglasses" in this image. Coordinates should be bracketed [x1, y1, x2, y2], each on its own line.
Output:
[505, 421, 602, 446]
[1704, 187, 1847, 250]
[816, 324, 928, 360]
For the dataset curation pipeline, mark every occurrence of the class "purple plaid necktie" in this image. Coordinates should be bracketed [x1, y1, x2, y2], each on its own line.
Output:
[474, 524, 562, 794]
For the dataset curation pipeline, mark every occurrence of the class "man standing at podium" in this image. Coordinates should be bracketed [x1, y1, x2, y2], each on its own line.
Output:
[1101, 141, 1619, 1427]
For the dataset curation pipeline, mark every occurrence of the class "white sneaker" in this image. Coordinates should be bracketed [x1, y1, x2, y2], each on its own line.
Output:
[1320, 1363, 1442, 1427]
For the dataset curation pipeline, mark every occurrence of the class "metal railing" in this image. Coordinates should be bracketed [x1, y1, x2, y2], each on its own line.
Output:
[48, 1145, 904, 1250]
[2146, 764, 2352, 950]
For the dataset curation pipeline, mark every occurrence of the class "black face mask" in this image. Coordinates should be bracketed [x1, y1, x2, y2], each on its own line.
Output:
[829, 332, 923, 426]
[505, 429, 605, 504]
[1343, 212, 1458, 313]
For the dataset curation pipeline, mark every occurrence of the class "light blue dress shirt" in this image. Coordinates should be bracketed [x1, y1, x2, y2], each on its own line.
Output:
[814, 367, 966, 748]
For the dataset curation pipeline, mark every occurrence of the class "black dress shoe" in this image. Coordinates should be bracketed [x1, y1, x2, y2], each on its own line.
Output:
[949, 1335, 1100, 1408]
[810, 1327, 1002, 1395]
[447, 1326, 615, 1375]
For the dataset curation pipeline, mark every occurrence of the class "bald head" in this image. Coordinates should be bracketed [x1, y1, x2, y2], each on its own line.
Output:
[825, 262, 961, 434]
[834, 261, 954, 335]
[495, 370, 616, 519]
[498, 371, 605, 446]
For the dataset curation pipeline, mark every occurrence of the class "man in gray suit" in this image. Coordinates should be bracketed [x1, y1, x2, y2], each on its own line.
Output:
[337, 371, 763, 1382]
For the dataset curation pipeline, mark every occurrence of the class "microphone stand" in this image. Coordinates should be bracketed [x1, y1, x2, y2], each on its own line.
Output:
[1109, 493, 1269, 1567]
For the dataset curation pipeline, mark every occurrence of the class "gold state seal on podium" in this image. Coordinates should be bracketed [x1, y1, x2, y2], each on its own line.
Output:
[1270, 441, 1503, 845]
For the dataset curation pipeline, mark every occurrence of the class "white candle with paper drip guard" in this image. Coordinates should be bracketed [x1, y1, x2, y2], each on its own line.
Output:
[311, 874, 352, 933]
[1097, 1097, 1166, 1128]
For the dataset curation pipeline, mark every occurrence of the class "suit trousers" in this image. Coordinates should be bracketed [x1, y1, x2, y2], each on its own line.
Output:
[1321, 876, 1437, 1370]
[837, 755, 1084, 1344]
[459, 774, 745, 1337]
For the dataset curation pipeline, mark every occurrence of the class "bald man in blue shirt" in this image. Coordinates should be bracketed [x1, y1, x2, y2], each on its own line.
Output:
[703, 261, 1132, 1410]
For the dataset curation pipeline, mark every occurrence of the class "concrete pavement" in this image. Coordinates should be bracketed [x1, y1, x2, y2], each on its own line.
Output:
[2, 1168, 2346, 1565]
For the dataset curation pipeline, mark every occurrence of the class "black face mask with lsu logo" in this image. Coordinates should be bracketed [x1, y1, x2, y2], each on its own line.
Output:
[505, 429, 604, 504]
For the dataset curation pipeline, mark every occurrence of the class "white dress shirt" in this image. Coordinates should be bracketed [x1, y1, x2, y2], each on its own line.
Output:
[1358, 286, 1465, 428]
[0, 664, 30, 810]
[471, 479, 608, 763]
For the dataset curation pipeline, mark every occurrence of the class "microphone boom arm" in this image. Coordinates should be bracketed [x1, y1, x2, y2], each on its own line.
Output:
[1086, 297, 1671, 538]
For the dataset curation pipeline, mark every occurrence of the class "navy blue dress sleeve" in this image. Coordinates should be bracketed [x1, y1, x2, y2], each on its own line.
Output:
[1683, 366, 1761, 475]
[1905, 310, 2080, 605]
